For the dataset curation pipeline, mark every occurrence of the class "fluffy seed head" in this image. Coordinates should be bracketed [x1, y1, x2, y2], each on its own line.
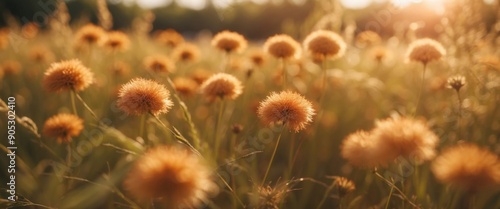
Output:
[370, 46, 389, 62]
[28, 45, 55, 63]
[355, 30, 381, 47]
[249, 50, 267, 67]
[258, 91, 315, 132]
[406, 38, 446, 65]
[0, 28, 9, 49]
[74, 24, 105, 46]
[340, 130, 380, 168]
[110, 60, 130, 76]
[333, 177, 356, 197]
[303, 30, 346, 62]
[117, 78, 173, 116]
[104, 31, 130, 52]
[211, 30, 248, 53]
[173, 77, 198, 97]
[155, 29, 184, 47]
[447, 75, 466, 92]
[200, 73, 243, 101]
[371, 117, 439, 166]
[432, 143, 500, 191]
[171, 42, 200, 63]
[43, 59, 94, 92]
[252, 183, 290, 209]
[263, 34, 301, 60]
[144, 55, 176, 74]
[190, 68, 212, 84]
[124, 146, 217, 208]
[43, 113, 84, 144]
[1, 60, 22, 76]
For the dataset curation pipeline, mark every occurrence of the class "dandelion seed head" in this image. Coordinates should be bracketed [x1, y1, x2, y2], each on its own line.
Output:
[447, 75, 466, 92]
[355, 30, 381, 47]
[406, 38, 446, 65]
[173, 77, 198, 97]
[117, 78, 173, 116]
[200, 73, 243, 101]
[124, 146, 217, 208]
[43, 113, 84, 144]
[74, 24, 105, 46]
[303, 30, 346, 62]
[144, 55, 176, 74]
[155, 29, 184, 48]
[104, 31, 130, 52]
[263, 34, 301, 60]
[340, 130, 380, 168]
[211, 30, 248, 53]
[1, 60, 22, 76]
[258, 91, 315, 132]
[171, 42, 200, 63]
[333, 177, 356, 197]
[43, 59, 94, 92]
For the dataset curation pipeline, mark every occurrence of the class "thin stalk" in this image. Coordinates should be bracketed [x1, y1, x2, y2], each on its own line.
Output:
[374, 171, 421, 209]
[139, 114, 147, 140]
[281, 58, 287, 89]
[70, 90, 78, 116]
[385, 183, 395, 209]
[74, 91, 99, 120]
[414, 64, 427, 116]
[214, 99, 225, 158]
[66, 144, 72, 168]
[262, 127, 284, 186]
[316, 183, 334, 209]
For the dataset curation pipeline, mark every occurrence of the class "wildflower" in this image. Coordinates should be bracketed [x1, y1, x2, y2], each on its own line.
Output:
[155, 29, 184, 48]
[211, 30, 248, 53]
[432, 143, 500, 191]
[173, 77, 198, 97]
[333, 177, 356, 197]
[252, 183, 290, 209]
[191, 68, 212, 84]
[249, 50, 267, 67]
[370, 46, 389, 63]
[340, 130, 380, 168]
[1, 60, 22, 76]
[124, 146, 217, 208]
[43, 113, 84, 144]
[144, 55, 176, 74]
[263, 34, 301, 60]
[200, 73, 243, 101]
[43, 59, 94, 92]
[110, 61, 130, 76]
[406, 38, 446, 65]
[28, 45, 55, 63]
[21, 22, 39, 39]
[303, 30, 346, 63]
[117, 78, 173, 116]
[258, 91, 315, 132]
[0, 28, 9, 49]
[231, 124, 244, 134]
[74, 24, 105, 46]
[447, 75, 466, 92]
[370, 117, 439, 165]
[355, 30, 381, 47]
[171, 42, 200, 63]
[104, 31, 130, 52]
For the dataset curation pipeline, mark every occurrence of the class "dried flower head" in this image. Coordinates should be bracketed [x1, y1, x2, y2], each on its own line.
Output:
[28, 45, 55, 63]
[124, 146, 217, 208]
[1, 60, 22, 76]
[43, 113, 84, 144]
[447, 75, 466, 92]
[43, 59, 94, 92]
[406, 38, 446, 65]
[263, 34, 301, 60]
[74, 24, 105, 46]
[211, 30, 248, 53]
[117, 78, 173, 116]
[432, 143, 500, 191]
[249, 50, 267, 67]
[303, 30, 346, 63]
[155, 29, 184, 48]
[340, 130, 380, 168]
[110, 60, 130, 76]
[144, 55, 176, 74]
[355, 30, 381, 47]
[371, 117, 439, 166]
[333, 177, 356, 197]
[104, 31, 130, 52]
[0, 28, 9, 49]
[252, 183, 290, 209]
[173, 77, 198, 97]
[190, 68, 212, 84]
[258, 91, 315, 132]
[370, 46, 389, 63]
[231, 124, 244, 134]
[21, 22, 39, 39]
[171, 42, 200, 63]
[200, 73, 243, 101]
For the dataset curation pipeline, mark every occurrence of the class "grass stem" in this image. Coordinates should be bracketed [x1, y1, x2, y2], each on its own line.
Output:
[262, 127, 284, 186]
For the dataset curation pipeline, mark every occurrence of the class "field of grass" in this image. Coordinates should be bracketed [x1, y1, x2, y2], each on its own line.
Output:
[0, 0, 499, 209]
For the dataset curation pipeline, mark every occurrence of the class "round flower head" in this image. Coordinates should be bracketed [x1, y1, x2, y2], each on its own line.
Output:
[1, 60, 22, 76]
[43, 113, 84, 144]
[155, 29, 184, 48]
[171, 42, 200, 63]
[110, 60, 130, 76]
[104, 31, 130, 52]
[303, 30, 346, 63]
[0, 28, 9, 49]
[370, 46, 389, 63]
[333, 177, 356, 197]
[200, 73, 243, 101]
[340, 130, 380, 168]
[263, 34, 301, 60]
[406, 38, 446, 65]
[432, 143, 500, 191]
[117, 78, 173, 116]
[355, 30, 381, 47]
[211, 30, 248, 53]
[447, 75, 466, 92]
[173, 77, 198, 97]
[370, 117, 439, 166]
[43, 59, 94, 92]
[144, 55, 176, 74]
[28, 45, 55, 63]
[124, 146, 217, 208]
[74, 24, 105, 46]
[249, 50, 267, 67]
[258, 91, 315, 132]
